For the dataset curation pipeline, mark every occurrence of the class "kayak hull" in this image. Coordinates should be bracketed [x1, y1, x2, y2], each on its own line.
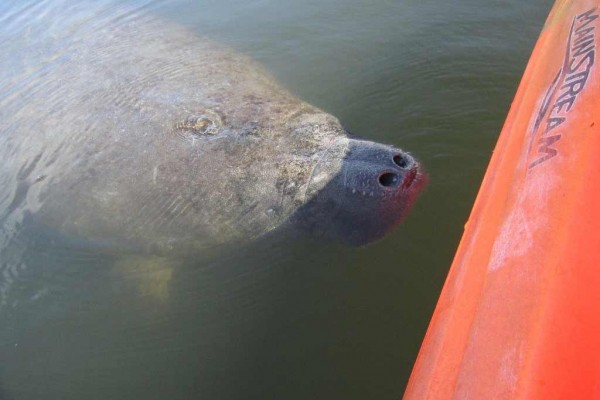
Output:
[404, 2, 600, 399]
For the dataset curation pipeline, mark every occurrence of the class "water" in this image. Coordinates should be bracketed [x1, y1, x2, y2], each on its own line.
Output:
[0, 1, 552, 399]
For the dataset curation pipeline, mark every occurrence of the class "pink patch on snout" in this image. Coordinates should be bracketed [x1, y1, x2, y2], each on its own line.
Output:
[402, 168, 418, 189]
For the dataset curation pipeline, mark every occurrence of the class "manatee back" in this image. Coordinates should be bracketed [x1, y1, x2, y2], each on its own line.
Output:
[0, 1, 324, 253]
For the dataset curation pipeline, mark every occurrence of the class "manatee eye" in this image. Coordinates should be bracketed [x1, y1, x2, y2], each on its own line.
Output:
[176, 116, 217, 136]
[190, 117, 214, 135]
[174, 109, 224, 141]
[378, 172, 400, 187]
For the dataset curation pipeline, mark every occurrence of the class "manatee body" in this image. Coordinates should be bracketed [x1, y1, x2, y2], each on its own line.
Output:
[0, 6, 425, 255]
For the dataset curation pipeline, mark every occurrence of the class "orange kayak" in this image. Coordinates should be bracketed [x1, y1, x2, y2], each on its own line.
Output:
[404, 1, 600, 399]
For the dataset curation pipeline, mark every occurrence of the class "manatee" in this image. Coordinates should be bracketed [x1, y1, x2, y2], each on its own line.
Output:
[0, 5, 425, 259]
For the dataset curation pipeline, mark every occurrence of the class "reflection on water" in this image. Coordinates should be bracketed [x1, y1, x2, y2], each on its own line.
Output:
[1, 0, 552, 399]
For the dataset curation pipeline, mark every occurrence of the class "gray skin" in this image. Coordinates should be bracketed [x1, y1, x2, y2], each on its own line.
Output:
[0, 8, 425, 257]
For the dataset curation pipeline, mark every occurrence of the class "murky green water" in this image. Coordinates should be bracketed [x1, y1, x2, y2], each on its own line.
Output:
[0, 1, 552, 399]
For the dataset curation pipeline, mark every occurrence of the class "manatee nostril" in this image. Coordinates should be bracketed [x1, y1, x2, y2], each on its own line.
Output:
[378, 172, 400, 187]
[393, 154, 409, 168]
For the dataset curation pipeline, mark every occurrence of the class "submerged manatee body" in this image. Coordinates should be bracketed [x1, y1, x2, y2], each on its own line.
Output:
[0, 8, 425, 256]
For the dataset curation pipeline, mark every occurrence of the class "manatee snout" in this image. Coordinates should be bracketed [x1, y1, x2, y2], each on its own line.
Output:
[341, 142, 420, 195]
[292, 138, 426, 245]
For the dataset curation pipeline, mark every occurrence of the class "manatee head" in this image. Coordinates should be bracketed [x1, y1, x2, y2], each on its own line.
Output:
[157, 102, 426, 250]
[285, 112, 426, 246]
